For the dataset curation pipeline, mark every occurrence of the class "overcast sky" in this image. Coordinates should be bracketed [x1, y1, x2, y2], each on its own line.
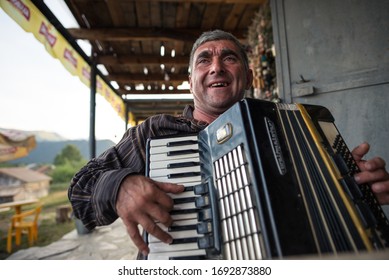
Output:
[0, 3, 126, 143]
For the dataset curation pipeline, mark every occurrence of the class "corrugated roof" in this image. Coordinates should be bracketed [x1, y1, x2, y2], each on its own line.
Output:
[0, 167, 52, 183]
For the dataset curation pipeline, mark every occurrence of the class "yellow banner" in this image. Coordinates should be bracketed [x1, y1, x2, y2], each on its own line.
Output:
[0, 0, 125, 120]
[0, 129, 36, 162]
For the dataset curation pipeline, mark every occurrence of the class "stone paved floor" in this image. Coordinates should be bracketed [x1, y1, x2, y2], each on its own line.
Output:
[7, 219, 139, 260]
[6, 210, 389, 260]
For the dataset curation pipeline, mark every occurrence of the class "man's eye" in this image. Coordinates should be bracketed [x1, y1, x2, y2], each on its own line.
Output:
[225, 56, 237, 62]
[198, 58, 210, 64]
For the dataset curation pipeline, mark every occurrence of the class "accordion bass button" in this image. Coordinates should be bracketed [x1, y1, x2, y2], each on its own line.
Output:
[197, 221, 213, 234]
[194, 183, 209, 195]
[198, 208, 212, 221]
[195, 196, 210, 208]
[197, 236, 214, 249]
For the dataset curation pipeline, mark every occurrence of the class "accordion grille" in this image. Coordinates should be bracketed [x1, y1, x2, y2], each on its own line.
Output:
[213, 144, 263, 259]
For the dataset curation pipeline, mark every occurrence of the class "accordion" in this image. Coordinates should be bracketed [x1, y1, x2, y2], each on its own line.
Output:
[141, 98, 389, 260]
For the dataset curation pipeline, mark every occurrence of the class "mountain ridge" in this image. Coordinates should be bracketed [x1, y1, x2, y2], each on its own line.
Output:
[10, 139, 116, 164]
[1, 128, 116, 164]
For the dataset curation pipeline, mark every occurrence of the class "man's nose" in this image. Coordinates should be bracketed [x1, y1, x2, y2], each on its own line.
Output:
[210, 58, 225, 74]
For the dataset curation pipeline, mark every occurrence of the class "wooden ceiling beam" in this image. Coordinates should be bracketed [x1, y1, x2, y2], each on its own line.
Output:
[127, 0, 264, 3]
[98, 54, 189, 66]
[109, 73, 189, 83]
[67, 27, 248, 42]
[118, 88, 190, 95]
[126, 106, 188, 113]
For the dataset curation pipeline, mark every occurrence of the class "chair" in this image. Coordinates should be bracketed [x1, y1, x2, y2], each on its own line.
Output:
[6, 204, 42, 253]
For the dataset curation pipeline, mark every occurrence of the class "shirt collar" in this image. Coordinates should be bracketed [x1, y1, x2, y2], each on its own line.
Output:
[182, 105, 209, 130]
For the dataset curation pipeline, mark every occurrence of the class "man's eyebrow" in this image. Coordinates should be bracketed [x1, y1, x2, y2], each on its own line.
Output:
[220, 48, 239, 58]
[195, 50, 212, 60]
[195, 48, 239, 61]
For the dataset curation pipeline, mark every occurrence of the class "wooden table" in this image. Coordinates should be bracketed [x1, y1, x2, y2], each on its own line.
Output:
[0, 199, 38, 215]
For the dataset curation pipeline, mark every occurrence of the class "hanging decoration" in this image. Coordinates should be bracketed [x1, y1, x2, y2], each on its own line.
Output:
[247, 1, 279, 102]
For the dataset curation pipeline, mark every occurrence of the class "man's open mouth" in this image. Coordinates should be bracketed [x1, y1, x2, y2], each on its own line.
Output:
[209, 82, 229, 88]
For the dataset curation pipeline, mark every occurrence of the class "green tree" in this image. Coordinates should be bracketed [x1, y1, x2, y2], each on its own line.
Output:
[54, 144, 84, 166]
[51, 145, 86, 183]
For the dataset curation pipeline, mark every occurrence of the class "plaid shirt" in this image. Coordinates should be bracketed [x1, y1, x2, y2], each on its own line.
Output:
[68, 105, 208, 230]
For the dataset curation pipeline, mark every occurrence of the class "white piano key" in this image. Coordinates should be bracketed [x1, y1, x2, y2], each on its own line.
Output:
[149, 229, 201, 243]
[180, 181, 201, 187]
[150, 135, 198, 147]
[149, 241, 199, 253]
[173, 202, 196, 211]
[171, 212, 198, 221]
[150, 175, 202, 184]
[148, 219, 198, 239]
[147, 249, 207, 260]
[167, 218, 198, 227]
[169, 190, 197, 199]
[149, 165, 201, 177]
[150, 143, 199, 154]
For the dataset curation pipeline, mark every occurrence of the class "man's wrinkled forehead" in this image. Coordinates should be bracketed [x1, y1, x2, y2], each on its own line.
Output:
[193, 40, 241, 61]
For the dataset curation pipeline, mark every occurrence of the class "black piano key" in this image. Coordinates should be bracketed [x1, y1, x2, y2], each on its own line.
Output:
[169, 224, 198, 232]
[168, 161, 201, 169]
[168, 172, 201, 179]
[167, 149, 199, 156]
[173, 197, 196, 204]
[171, 237, 199, 244]
[194, 183, 209, 195]
[184, 186, 194, 192]
[170, 208, 199, 215]
[167, 140, 198, 147]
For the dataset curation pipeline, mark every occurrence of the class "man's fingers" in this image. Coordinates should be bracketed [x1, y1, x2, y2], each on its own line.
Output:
[155, 180, 185, 194]
[146, 201, 173, 226]
[351, 142, 370, 162]
[374, 192, 389, 205]
[140, 216, 173, 245]
[124, 220, 149, 256]
[355, 169, 389, 184]
[364, 157, 387, 171]
[116, 175, 179, 251]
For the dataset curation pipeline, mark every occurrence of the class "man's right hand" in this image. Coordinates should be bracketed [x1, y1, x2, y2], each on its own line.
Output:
[115, 174, 184, 257]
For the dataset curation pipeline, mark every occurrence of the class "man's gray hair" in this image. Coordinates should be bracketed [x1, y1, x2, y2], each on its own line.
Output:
[188, 29, 250, 74]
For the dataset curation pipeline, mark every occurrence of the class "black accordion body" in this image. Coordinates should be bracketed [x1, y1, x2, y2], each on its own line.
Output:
[141, 98, 389, 260]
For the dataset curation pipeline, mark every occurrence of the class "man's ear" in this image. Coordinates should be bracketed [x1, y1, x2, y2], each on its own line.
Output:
[189, 75, 193, 93]
[246, 69, 254, 90]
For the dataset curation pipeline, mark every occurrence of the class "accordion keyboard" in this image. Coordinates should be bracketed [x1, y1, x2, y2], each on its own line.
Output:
[145, 135, 209, 260]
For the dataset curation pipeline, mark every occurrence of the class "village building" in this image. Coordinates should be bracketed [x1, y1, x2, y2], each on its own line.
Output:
[0, 167, 51, 203]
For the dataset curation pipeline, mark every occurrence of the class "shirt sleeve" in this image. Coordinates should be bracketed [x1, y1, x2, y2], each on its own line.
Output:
[67, 113, 201, 230]
[68, 125, 145, 230]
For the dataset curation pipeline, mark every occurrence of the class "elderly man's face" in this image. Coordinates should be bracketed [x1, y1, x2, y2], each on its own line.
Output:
[189, 40, 253, 120]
